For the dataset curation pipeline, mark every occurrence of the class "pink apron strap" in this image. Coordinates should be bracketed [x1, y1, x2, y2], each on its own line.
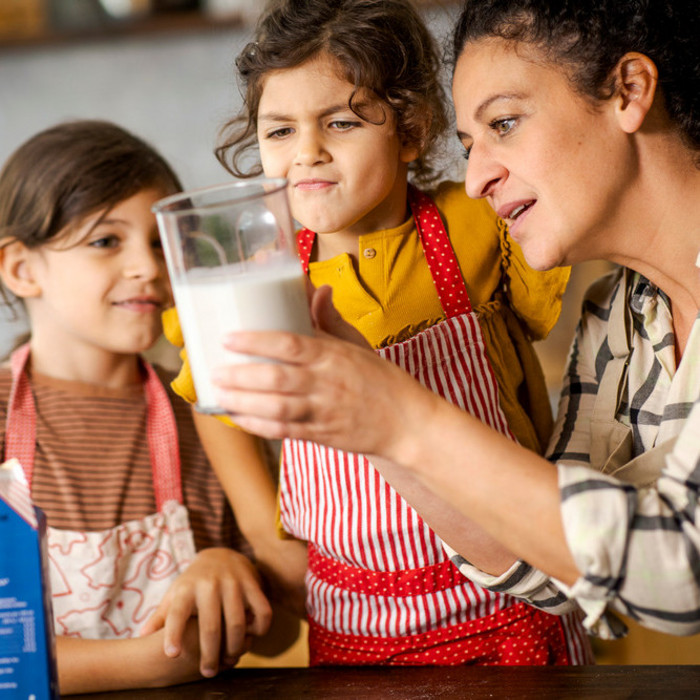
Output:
[296, 186, 472, 317]
[6, 343, 36, 485]
[3, 345, 182, 510]
[141, 362, 183, 508]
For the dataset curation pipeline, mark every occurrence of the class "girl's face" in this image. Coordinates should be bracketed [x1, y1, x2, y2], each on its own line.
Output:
[25, 188, 172, 360]
[257, 53, 418, 249]
[452, 38, 635, 270]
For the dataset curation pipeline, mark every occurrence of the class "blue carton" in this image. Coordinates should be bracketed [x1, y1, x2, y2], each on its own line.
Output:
[0, 459, 58, 700]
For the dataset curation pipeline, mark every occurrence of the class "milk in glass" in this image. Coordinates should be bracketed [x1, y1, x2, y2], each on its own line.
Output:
[172, 256, 312, 412]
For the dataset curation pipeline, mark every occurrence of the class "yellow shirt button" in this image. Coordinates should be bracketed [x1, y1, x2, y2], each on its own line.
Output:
[363, 247, 377, 259]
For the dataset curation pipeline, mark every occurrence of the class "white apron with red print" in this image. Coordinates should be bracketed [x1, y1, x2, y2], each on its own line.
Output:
[283, 186, 592, 665]
[4, 345, 196, 639]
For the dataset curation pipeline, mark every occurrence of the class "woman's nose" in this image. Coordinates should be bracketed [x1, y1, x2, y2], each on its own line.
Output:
[464, 142, 506, 200]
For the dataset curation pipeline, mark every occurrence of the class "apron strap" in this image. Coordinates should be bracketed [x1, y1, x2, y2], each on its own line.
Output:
[296, 185, 473, 317]
[3, 345, 183, 509]
[407, 185, 472, 317]
[141, 362, 183, 508]
[5, 343, 36, 485]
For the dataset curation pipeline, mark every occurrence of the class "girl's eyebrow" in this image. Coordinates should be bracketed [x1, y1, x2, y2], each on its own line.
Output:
[94, 217, 127, 226]
[258, 103, 358, 122]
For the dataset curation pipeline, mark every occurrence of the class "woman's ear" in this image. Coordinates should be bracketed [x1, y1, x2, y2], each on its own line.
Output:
[613, 52, 659, 134]
[0, 240, 42, 298]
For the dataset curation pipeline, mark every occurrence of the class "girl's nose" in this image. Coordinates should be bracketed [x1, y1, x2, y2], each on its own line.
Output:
[464, 142, 507, 200]
[123, 241, 164, 281]
[294, 130, 330, 167]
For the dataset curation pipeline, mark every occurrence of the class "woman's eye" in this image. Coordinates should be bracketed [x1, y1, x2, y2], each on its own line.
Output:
[461, 145, 472, 162]
[491, 117, 517, 136]
[89, 235, 119, 249]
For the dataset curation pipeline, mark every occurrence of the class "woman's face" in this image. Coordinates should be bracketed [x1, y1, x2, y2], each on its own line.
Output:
[452, 37, 634, 270]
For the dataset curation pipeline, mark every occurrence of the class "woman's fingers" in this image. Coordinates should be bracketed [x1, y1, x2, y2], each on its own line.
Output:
[222, 328, 318, 365]
[211, 329, 427, 456]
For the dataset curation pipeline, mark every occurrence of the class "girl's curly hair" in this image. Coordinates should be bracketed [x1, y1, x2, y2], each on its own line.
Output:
[216, 0, 449, 187]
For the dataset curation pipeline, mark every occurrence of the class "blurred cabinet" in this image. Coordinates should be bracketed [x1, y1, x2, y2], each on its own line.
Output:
[0, 0, 243, 50]
[0, 0, 46, 40]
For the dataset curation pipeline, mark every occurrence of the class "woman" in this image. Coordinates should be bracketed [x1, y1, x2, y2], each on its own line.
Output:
[211, 0, 700, 641]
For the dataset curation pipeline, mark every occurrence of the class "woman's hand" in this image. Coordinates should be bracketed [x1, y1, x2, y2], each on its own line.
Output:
[140, 548, 272, 678]
[211, 327, 442, 460]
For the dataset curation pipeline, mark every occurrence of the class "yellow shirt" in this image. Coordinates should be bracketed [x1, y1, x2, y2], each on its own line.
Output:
[162, 180, 569, 453]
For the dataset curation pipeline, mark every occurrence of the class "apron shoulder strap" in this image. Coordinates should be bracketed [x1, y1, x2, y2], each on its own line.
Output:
[5, 343, 36, 485]
[4, 346, 183, 509]
[407, 185, 472, 317]
[296, 187, 474, 318]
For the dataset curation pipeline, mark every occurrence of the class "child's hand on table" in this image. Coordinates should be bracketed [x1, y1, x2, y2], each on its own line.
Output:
[140, 548, 272, 678]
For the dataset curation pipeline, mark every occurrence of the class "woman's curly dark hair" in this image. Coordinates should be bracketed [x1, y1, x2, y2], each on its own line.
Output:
[216, 0, 449, 186]
[451, 0, 700, 157]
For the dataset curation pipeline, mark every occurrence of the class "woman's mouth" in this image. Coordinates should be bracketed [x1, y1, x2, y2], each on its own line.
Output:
[496, 199, 535, 238]
[498, 200, 535, 222]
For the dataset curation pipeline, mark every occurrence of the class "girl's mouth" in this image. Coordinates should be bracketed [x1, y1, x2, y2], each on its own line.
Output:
[295, 179, 335, 191]
[113, 298, 162, 312]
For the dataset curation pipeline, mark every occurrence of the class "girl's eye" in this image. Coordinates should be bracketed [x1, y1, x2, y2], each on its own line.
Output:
[266, 127, 293, 139]
[329, 120, 358, 131]
[89, 234, 119, 249]
[490, 117, 517, 136]
[461, 145, 472, 162]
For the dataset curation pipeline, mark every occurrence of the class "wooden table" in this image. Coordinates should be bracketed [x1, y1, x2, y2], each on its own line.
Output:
[79, 665, 700, 699]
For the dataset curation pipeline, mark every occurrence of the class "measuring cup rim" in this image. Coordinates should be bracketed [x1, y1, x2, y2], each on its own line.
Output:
[151, 177, 289, 215]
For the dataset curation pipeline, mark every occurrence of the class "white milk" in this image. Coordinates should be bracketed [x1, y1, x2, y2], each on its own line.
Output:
[172, 257, 313, 412]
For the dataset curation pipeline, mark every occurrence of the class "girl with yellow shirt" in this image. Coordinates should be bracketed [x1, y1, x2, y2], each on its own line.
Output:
[164, 0, 591, 666]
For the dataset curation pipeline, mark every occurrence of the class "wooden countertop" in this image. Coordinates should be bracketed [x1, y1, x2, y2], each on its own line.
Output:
[77, 664, 700, 699]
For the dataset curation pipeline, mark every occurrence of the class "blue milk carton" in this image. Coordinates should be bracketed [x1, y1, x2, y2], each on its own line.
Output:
[0, 458, 58, 700]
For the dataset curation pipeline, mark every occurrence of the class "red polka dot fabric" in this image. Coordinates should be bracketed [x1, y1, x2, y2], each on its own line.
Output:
[288, 190, 578, 666]
[309, 601, 571, 666]
[407, 185, 472, 317]
[296, 185, 472, 319]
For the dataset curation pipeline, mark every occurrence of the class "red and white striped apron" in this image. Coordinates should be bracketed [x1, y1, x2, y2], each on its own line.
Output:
[283, 187, 592, 665]
[4, 344, 196, 639]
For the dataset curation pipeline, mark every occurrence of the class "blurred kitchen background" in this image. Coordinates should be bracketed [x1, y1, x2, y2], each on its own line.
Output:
[0, 0, 693, 665]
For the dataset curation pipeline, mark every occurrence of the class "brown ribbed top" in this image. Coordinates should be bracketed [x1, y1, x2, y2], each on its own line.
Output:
[0, 364, 246, 553]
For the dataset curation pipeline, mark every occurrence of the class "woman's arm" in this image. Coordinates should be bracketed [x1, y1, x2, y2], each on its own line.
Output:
[210, 327, 580, 585]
